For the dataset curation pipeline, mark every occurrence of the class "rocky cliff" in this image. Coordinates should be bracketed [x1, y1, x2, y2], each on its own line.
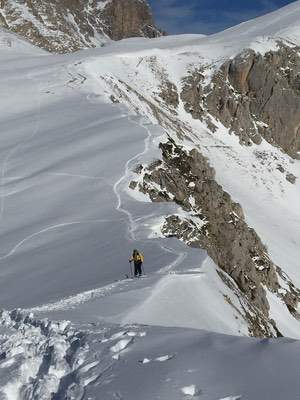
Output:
[0, 0, 161, 53]
[130, 139, 300, 336]
[181, 44, 300, 160]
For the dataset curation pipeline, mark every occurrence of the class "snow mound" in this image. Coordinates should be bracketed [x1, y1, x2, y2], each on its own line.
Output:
[181, 384, 200, 397]
[110, 338, 133, 353]
[219, 397, 242, 400]
[0, 310, 84, 399]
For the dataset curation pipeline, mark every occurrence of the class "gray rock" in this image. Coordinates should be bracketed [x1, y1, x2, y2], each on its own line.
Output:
[101, 0, 161, 41]
[181, 44, 300, 157]
[286, 172, 297, 184]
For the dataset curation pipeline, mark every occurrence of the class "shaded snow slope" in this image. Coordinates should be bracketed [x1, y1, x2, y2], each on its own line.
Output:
[0, 48, 171, 308]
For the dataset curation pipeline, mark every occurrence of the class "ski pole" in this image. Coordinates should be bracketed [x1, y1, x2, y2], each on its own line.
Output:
[129, 261, 133, 278]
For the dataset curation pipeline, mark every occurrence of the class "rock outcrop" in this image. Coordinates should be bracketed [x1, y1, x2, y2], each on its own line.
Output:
[130, 139, 300, 336]
[0, 0, 161, 53]
[181, 44, 300, 159]
[101, 0, 160, 40]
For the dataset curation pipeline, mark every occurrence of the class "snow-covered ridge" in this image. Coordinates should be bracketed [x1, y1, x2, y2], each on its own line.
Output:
[218, 0, 300, 45]
[194, 0, 300, 58]
[2, 0, 300, 58]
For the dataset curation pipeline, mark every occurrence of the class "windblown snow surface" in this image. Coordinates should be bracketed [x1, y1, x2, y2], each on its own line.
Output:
[1, 2, 300, 398]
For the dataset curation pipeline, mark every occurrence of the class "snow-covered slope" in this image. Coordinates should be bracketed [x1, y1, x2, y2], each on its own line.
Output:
[75, 11, 300, 335]
[0, 27, 44, 55]
[1, 2, 300, 397]
[0, 29, 251, 337]
[1, 310, 299, 400]
[218, 0, 300, 45]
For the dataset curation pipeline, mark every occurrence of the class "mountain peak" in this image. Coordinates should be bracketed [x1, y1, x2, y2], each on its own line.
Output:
[0, 0, 161, 53]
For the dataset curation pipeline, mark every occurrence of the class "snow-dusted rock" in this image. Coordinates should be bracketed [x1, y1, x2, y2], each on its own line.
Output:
[0, 0, 161, 53]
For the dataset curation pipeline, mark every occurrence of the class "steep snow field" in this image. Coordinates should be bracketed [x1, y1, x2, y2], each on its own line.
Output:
[77, 4, 300, 335]
[1, 2, 300, 397]
[0, 29, 250, 336]
[0, 26, 252, 321]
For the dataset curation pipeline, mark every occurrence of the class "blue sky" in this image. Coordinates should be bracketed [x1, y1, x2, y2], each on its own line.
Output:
[148, 0, 296, 34]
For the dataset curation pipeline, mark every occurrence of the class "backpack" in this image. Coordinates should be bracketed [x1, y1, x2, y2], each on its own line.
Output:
[136, 252, 144, 263]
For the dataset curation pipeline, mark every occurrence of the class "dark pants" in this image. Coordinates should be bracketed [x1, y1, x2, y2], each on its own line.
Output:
[134, 262, 142, 277]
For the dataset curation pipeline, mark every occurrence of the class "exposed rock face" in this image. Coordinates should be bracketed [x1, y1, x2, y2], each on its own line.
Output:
[131, 139, 300, 336]
[0, 0, 161, 53]
[101, 0, 159, 40]
[181, 44, 300, 158]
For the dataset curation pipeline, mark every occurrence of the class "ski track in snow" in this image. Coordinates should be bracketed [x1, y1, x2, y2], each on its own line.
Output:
[0, 70, 41, 220]
[0, 67, 164, 266]
[23, 108, 187, 313]
[27, 277, 137, 312]
[112, 109, 189, 276]
[0, 219, 126, 261]
[113, 113, 153, 243]
[46, 171, 113, 183]
[23, 90, 190, 314]
[157, 246, 187, 274]
[0, 69, 118, 261]
[25, 269, 205, 313]
[16, 91, 161, 313]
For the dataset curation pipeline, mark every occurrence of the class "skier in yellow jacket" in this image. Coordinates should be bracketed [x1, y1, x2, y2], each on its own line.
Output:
[129, 249, 144, 277]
